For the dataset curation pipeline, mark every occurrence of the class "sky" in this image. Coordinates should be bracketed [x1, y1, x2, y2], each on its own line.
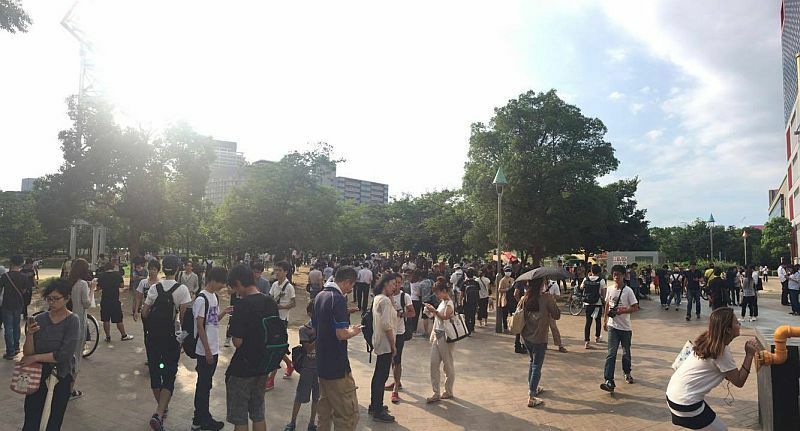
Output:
[0, 0, 787, 227]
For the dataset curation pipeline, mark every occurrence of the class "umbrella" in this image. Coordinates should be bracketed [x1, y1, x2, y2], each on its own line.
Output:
[516, 267, 572, 282]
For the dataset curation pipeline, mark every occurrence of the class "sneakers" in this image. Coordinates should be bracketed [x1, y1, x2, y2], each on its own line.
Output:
[2, 353, 15, 360]
[514, 345, 527, 354]
[595, 336, 602, 343]
[372, 410, 395, 423]
[149, 414, 164, 431]
[105, 336, 112, 342]
[685, 316, 691, 321]
[751, 317, 758, 321]
[307, 424, 318, 431]
[624, 374, 634, 384]
[367, 405, 390, 416]
[284, 363, 294, 379]
[192, 418, 224, 431]
[265, 376, 275, 391]
[121, 334, 134, 341]
[224, 337, 231, 347]
[391, 391, 400, 404]
[696, 314, 701, 319]
[676, 307, 679, 311]
[283, 424, 296, 431]
[600, 380, 616, 392]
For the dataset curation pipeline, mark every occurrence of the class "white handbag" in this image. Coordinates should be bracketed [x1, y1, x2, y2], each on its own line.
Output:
[444, 313, 469, 343]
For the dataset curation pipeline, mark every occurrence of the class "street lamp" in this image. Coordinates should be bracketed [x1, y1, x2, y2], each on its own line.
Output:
[493, 167, 508, 334]
[708, 213, 715, 262]
[742, 229, 748, 266]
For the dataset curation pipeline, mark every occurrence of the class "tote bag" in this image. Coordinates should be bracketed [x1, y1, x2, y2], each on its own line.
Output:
[10, 361, 43, 395]
[508, 297, 527, 335]
[444, 313, 469, 343]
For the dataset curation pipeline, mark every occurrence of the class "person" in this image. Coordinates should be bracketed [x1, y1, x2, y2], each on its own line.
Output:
[476, 268, 491, 327]
[707, 267, 727, 311]
[1, 255, 33, 360]
[267, 260, 296, 390]
[449, 264, 464, 306]
[192, 267, 229, 431]
[762, 265, 769, 283]
[656, 264, 670, 309]
[425, 280, 455, 404]
[581, 264, 606, 349]
[417, 273, 436, 338]
[20, 279, 80, 431]
[461, 268, 480, 334]
[322, 262, 334, 283]
[142, 255, 193, 431]
[520, 278, 560, 408]
[778, 259, 790, 306]
[740, 267, 758, 322]
[176, 260, 200, 296]
[130, 259, 148, 305]
[67, 258, 93, 399]
[253, 262, 270, 295]
[385, 272, 414, 404]
[667, 265, 684, 311]
[308, 264, 324, 300]
[97, 261, 134, 342]
[788, 264, 800, 316]
[20, 258, 37, 317]
[513, 280, 529, 354]
[134, 258, 162, 362]
[224, 264, 276, 431]
[685, 261, 703, 321]
[409, 271, 423, 335]
[355, 263, 373, 311]
[601, 265, 640, 393]
[314, 266, 363, 431]
[497, 266, 515, 334]
[665, 307, 759, 430]
[284, 301, 319, 431]
[368, 273, 397, 423]
[544, 279, 567, 352]
[725, 266, 739, 307]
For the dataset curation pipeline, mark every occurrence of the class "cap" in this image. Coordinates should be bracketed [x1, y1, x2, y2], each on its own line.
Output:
[503, 265, 513, 272]
[162, 255, 181, 272]
[453, 263, 462, 269]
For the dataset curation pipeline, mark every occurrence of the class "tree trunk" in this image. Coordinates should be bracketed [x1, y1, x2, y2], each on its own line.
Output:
[128, 225, 143, 258]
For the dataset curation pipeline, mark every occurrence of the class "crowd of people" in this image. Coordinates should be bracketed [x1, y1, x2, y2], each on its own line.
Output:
[0, 251, 772, 430]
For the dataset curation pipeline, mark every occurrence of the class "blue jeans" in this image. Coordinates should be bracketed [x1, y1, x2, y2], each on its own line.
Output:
[1, 308, 21, 356]
[523, 341, 547, 396]
[790, 289, 800, 314]
[604, 327, 632, 382]
[686, 290, 701, 317]
[668, 287, 682, 307]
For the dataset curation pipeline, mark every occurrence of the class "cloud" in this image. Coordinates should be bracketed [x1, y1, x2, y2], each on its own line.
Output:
[645, 129, 664, 140]
[607, 47, 628, 62]
[640, 86, 651, 94]
[630, 102, 645, 114]
[608, 91, 625, 101]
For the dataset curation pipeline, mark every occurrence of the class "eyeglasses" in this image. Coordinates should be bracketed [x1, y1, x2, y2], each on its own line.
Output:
[45, 296, 65, 302]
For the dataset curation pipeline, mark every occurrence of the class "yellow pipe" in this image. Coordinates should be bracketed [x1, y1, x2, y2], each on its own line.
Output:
[757, 325, 800, 368]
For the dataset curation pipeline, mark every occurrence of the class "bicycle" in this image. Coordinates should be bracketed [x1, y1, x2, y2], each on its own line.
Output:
[568, 288, 586, 316]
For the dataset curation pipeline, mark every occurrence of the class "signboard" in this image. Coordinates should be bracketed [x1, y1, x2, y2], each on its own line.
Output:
[612, 255, 628, 265]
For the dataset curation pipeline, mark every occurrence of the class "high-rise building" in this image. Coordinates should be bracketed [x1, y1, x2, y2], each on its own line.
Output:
[20, 178, 36, 192]
[334, 176, 389, 205]
[205, 140, 247, 205]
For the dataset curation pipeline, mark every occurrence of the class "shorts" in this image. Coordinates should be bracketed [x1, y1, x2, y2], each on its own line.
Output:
[100, 301, 123, 323]
[226, 374, 267, 425]
[145, 335, 180, 392]
[393, 335, 405, 365]
[295, 370, 320, 404]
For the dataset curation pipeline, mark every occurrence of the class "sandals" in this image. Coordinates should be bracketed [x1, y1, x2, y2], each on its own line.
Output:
[441, 392, 453, 399]
[558, 346, 568, 353]
[527, 397, 544, 408]
[535, 387, 544, 396]
[426, 395, 441, 404]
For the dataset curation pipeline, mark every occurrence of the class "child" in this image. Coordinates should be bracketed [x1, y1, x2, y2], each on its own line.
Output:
[284, 301, 318, 431]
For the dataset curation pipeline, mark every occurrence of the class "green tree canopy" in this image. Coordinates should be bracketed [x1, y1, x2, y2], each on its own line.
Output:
[0, 0, 31, 34]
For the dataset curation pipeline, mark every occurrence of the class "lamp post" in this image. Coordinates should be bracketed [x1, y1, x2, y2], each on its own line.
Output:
[493, 167, 508, 334]
[708, 213, 715, 262]
[742, 229, 748, 266]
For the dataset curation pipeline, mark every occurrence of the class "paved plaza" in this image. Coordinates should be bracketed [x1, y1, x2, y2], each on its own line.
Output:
[1, 271, 784, 430]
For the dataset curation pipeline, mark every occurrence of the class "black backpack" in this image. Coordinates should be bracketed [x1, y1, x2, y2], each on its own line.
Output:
[259, 314, 289, 373]
[583, 277, 602, 304]
[146, 283, 178, 337]
[671, 274, 683, 290]
[291, 344, 306, 374]
[181, 292, 213, 359]
[464, 279, 480, 303]
[361, 308, 374, 363]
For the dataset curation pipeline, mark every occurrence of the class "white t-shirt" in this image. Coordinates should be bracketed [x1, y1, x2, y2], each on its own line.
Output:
[270, 279, 296, 321]
[450, 270, 464, 289]
[605, 284, 638, 331]
[371, 294, 397, 355]
[137, 278, 156, 294]
[666, 345, 738, 406]
[433, 299, 455, 332]
[357, 268, 373, 284]
[144, 279, 192, 309]
[546, 280, 561, 297]
[391, 292, 412, 336]
[478, 277, 491, 299]
[193, 290, 220, 356]
[409, 282, 421, 301]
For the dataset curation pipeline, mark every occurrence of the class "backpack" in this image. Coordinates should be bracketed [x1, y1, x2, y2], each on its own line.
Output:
[291, 344, 306, 374]
[583, 277, 602, 304]
[454, 272, 465, 291]
[463, 279, 480, 303]
[671, 274, 683, 290]
[360, 307, 374, 362]
[259, 315, 289, 373]
[181, 292, 212, 359]
[146, 283, 178, 337]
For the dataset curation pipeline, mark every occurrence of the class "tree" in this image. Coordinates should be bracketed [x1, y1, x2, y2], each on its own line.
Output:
[0, 191, 46, 256]
[761, 217, 792, 265]
[463, 90, 619, 263]
[0, 0, 31, 34]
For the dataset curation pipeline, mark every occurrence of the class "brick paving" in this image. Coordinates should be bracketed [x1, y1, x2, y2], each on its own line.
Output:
[1, 273, 790, 431]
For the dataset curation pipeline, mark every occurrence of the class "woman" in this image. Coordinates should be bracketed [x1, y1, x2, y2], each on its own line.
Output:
[425, 280, 455, 404]
[740, 267, 758, 322]
[67, 258, 93, 399]
[707, 267, 727, 310]
[21, 279, 80, 431]
[368, 273, 397, 423]
[476, 268, 491, 327]
[409, 270, 423, 335]
[666, 307, 758, 430]
[520, 278, 560, 408]
[581, 264, 606, 349]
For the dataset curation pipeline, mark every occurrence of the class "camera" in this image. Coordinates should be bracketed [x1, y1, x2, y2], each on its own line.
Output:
[607, 307, 619, 318]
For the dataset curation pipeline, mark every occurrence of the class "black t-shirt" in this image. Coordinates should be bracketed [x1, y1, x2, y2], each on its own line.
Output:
[226, 292, 279, 377]
[97, 270, 123, 304]
[0, 271, 32, 311]
[684, 269, 702, 290]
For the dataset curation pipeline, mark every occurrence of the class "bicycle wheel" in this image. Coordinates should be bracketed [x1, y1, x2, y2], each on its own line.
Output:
[83, 314, 99, 358]
[700, 289, 708, 301]
[568, 298, 583, 316]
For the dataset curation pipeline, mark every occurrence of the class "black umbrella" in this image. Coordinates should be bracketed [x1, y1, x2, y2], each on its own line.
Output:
[516, 267, 572, 282]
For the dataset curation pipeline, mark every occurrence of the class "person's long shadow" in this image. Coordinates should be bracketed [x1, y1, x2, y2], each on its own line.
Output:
[401, 391, 565, 431]
[543, 390, 672, 422]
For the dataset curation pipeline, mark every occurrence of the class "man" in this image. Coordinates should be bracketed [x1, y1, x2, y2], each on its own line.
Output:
[779, 259, 790, 306]
[355, 263, 373, 311]
[788, 264, 800, 316]
[386, 274, 414, 404]
[461, 268, 481, 334]
[192, 267, 229, 431]
[667, 265, 684, 311]
[627, 263, 640, 299]
[308, 264, 324, 300]
[656, 264, 670, 309]
[142, 255, 193, 431]
[97, 261, 134, 342]
[496, 266, 515, 334]
[314, 266, 363, 431]
[130, 258, 148, 301]
[545, 279, 568, 352]
[225, 264, 279, 431]
[449, 264, 464, 305]
[322, 262, 334, 282]
[601, 265, 640, 393]
[684, 261, 703, 321]
[177, 260, 200, 296]
[266, 261, 296, 390]
[252, 262, 270, 295]
[0, 255, 32, 360]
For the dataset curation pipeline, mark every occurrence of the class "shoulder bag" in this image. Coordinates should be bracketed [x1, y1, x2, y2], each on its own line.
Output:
[10, 361, 44, 395]
[508, 296, 527, 335]
[442, 301, 468, 343]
